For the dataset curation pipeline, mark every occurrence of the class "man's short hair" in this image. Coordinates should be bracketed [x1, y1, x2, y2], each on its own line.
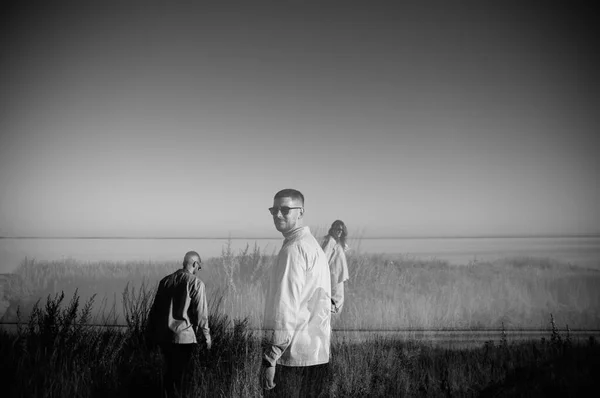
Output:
[274, 189, 304, 205]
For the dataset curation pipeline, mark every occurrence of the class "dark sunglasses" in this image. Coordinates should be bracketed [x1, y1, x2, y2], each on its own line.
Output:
[268, 206, 303, 216]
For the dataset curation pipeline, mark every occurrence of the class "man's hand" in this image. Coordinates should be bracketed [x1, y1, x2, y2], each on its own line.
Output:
[205, 335, 212, 351]
[261, 363, 276, 390]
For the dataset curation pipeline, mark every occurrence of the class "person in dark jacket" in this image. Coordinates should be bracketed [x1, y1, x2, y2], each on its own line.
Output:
[147, 251, 211, 397]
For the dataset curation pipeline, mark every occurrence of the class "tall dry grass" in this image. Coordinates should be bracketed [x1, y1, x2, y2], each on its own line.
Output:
[1, 287, 598, 397]
[338, 253, 600, 330]
[2, 245, 599, 331]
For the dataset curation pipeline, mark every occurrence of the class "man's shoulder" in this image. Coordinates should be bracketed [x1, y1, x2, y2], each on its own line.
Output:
[160, 269, 203, 284]
[177, 270, 202, 283]
[187, 273, 206, 289]
[288, 232, 327, 260]
[304, 231, 325, 250]
[173, 272, 206, 293]
[284, 230, 316, 248]
[194, 275, 206, 287]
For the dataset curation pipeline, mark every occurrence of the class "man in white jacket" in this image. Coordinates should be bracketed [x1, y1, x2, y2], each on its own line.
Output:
[262, 188, 332, 397]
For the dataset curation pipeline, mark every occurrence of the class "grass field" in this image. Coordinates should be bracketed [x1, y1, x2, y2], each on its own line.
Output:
[3, 243, 600, 331]
[1, 287, 598, 397]
[2, 245, 600, 396]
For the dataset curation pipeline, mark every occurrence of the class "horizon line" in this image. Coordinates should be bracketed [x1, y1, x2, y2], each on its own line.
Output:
[1, 233, 599, 240]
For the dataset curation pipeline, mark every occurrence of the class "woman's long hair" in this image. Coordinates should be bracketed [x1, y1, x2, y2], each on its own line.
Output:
[327, 220, 348, 250]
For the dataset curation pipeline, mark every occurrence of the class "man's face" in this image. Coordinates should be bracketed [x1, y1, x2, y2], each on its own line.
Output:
[271, 196, 304, 234]
[192, 257, 202, 275]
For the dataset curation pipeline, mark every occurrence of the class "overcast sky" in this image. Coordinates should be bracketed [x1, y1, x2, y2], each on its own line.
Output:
[1, 1, 598, 238]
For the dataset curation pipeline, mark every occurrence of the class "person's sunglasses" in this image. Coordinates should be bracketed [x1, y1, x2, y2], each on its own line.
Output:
[268, 206, 303, 216]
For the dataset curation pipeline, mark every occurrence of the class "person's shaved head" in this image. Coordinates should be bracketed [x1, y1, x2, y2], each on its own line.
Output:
[183, 251, 201, 266]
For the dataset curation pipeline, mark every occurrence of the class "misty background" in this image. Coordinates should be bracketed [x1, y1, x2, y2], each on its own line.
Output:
[1, 1, 598, 241]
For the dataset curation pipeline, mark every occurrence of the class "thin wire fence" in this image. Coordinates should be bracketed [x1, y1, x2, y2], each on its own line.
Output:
[0, 321, 598, 333]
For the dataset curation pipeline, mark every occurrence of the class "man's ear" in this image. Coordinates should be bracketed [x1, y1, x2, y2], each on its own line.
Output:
[299, 208, 305, 218]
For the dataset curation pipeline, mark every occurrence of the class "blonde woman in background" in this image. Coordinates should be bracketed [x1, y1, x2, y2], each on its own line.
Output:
[321, 220, 350, 314]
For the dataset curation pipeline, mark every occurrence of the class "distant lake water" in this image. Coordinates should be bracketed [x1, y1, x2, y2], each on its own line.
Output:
[1, 235, 599, 274]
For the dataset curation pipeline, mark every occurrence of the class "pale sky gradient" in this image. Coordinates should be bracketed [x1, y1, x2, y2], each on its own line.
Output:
[1, 2, 598, 238]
